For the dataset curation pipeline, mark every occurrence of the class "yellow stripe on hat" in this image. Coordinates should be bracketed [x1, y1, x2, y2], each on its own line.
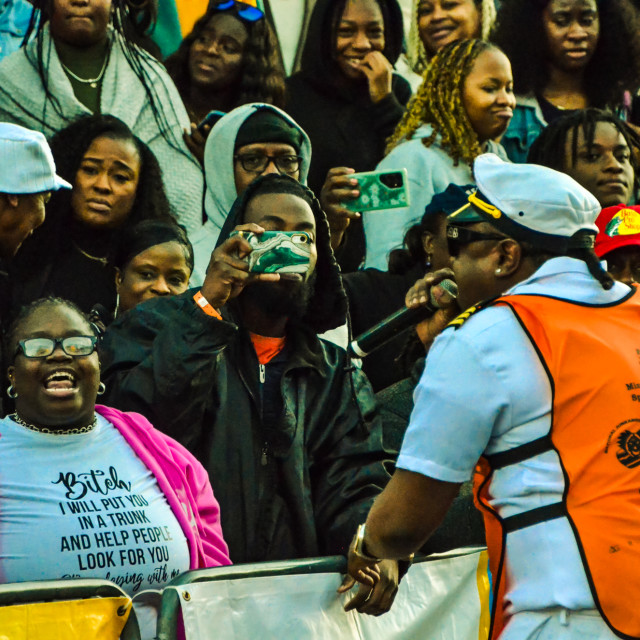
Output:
[448, 203, 473, 219]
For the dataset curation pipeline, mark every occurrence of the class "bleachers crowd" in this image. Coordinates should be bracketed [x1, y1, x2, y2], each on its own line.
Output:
[1, 0, 640, 638]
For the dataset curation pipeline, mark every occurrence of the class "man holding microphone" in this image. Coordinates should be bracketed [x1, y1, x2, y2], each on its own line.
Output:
[341, 154, 640, 640]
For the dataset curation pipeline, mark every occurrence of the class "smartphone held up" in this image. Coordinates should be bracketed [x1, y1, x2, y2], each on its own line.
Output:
[229, 230, 313, 274]
[343, 168, 410, 213]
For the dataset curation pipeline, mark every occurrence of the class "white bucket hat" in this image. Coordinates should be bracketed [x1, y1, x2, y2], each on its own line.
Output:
[0, 123, 71, 194]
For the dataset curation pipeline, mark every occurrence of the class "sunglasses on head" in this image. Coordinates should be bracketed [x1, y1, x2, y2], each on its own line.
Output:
[212, 0, 264, 21]
[15, 336, 98, 359]
[446, 225, 507, 257]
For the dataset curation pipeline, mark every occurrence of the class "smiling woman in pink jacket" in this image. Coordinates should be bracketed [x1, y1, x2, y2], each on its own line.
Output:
[0, 296, 230, 598]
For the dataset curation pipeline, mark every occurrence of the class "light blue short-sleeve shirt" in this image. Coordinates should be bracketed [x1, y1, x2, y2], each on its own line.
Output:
[397, 257, 631, 614]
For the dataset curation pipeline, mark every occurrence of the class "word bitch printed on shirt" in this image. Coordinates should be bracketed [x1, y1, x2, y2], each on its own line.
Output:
[52, 464, 181, 592]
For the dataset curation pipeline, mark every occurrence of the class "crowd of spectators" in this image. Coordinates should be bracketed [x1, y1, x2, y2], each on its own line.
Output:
[2, 0, 640, 635]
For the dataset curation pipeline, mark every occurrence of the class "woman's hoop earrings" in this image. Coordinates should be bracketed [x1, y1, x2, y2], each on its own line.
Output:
[7, 385, 17, 399]
[97, 382, 106, 396]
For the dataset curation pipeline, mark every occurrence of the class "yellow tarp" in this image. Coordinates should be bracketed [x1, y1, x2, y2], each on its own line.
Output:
[0, 596, 131, 640]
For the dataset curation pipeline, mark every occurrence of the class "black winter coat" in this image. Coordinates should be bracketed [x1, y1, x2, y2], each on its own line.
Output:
[100, 290, 393, 564]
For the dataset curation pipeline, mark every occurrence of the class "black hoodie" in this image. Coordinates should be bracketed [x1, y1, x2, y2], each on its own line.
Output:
[285, 0, 412, 271]
[215, 174, 348, 334]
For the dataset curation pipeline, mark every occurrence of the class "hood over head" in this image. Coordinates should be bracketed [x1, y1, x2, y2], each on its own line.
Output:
[299, 0, 404, 90]
[203, 103, 312, 232]
[215, 173, 348, 334]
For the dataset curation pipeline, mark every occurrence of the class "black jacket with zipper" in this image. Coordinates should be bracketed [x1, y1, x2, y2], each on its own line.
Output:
[100, 289, 393, 564]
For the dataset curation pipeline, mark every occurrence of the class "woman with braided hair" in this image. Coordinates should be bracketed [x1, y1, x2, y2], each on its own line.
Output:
[363, 39, 514, 269]
[0, 0, 204, 235]
[527, 108, 639, 208]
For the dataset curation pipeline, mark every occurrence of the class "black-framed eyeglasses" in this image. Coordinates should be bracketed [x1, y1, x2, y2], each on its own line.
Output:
[446, 225, 508, 257]
[15, 336, 98, 359]
[233, 154, 302, 175]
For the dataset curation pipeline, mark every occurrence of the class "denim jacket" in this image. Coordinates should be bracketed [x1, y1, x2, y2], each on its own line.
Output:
[501, 95, 547, 164]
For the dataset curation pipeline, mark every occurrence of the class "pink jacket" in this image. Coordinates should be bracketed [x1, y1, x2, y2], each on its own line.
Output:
[96, 405, 231, 570]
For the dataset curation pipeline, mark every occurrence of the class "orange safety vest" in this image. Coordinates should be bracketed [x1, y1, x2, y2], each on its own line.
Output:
[473, 287, 640, 640]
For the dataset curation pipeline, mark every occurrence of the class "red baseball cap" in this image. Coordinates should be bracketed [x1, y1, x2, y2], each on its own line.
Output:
[594, 205, 640, 258]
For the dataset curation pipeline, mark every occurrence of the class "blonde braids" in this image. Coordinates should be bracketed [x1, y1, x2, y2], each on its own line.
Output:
[406, 0, 429, 75]
[480, 0, 497, 41]
[385, 39, 489, 165]
[406, 0, 497, 74]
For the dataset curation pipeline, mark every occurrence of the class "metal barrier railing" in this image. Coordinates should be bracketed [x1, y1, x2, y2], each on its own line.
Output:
[0, 547, 487, 640]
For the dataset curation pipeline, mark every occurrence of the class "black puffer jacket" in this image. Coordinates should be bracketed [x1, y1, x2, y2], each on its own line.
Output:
[100, 176, 393, 564]
[100, 293, 392, 563]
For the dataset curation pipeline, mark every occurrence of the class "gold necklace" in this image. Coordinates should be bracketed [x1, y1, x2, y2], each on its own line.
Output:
[10, 413, 98, 435]
[73, 241, 109, 266]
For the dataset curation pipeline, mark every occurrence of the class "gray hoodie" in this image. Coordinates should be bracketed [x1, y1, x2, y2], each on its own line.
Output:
[190, 103, 312, 285]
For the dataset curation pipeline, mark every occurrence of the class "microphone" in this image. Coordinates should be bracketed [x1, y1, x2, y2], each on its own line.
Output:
[349, 279, 458, 358]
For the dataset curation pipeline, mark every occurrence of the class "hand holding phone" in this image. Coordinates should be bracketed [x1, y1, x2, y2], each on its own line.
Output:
[183, 111, 227, 165]
[201, 224, 282, 309]
[343, 169, 410, 212]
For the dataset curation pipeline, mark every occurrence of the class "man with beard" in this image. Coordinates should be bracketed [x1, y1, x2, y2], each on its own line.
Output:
[100, 174, 398, 611]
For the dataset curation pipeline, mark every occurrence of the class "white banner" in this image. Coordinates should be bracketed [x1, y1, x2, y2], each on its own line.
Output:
[174, 548, 490, 640]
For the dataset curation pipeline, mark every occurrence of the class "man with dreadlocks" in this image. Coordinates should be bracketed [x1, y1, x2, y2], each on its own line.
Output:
[362, 39, 514, 269]
[528, 108, 638, 209]
[100, 173, 401, 614]
[342, 154, 640, 640]
[0, 0, 204, 235]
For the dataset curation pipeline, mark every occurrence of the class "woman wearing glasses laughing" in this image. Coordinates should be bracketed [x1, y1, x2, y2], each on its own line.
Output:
[0, 297, 230, 632]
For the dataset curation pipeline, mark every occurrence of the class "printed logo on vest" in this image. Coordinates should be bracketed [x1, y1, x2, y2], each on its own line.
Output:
[616, 429, 640, 468]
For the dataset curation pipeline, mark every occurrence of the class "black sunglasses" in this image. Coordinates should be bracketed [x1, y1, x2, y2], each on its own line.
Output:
[446, 225, 507, 257]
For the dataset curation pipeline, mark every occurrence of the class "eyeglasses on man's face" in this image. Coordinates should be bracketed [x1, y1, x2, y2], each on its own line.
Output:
[15, 336, 98, 359]
[233, 154, 302, 176]
[446, 225, 507, 258]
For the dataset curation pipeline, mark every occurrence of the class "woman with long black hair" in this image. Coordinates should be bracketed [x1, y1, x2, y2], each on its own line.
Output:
[285, 0, 411, 271]
[166, 0, 285, 123]
[10, 114, 175, 317]
[0, 0, 204, 234]
[493, 0, 640, 163]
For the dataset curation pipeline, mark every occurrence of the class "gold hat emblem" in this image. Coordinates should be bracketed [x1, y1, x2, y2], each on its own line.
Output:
[468, 192, 502, 219]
